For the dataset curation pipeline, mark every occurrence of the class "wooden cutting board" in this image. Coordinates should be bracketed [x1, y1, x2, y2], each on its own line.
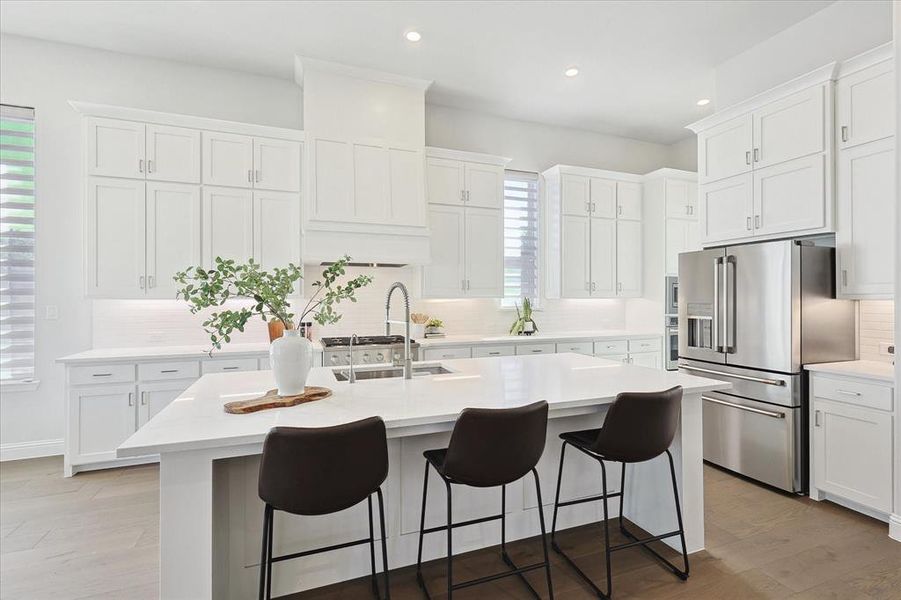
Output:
[223, 387, 332, 414]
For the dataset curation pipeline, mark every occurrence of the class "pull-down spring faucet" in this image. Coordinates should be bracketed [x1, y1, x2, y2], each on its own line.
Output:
[385, 282, 413, 380]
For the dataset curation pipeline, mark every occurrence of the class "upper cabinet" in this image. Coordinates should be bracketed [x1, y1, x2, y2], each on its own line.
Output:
[689, 64, 835, 246]
[544, 165, 643, 299]
[643, 169, 700, 278]
[835, 47, 895, 299]
[86, 118, 200, 183]
[421, 148, 510, 299]
[202, 132, 300, 191]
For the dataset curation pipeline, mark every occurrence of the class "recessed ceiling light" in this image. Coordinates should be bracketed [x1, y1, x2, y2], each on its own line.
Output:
[405, 30, 422, 42]
[564, 67, 579, 77]
[696, 98, 711, 106]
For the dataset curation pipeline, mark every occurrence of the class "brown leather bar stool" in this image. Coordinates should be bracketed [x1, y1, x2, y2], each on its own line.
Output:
[415, 400, 554, 599]
[550, 386, 688, 599]
[257, 417, 390, 600]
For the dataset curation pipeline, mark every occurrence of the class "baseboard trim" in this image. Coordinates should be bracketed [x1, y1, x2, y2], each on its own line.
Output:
[890, 514, 901, 542]
[0, 439, 64, 462]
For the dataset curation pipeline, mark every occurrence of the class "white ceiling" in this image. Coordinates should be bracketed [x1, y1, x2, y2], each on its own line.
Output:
[0, 0, 835, 144]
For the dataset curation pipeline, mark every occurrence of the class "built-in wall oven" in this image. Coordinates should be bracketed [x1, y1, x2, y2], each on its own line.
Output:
[665, 276, 678, 316]
[665, 316, 678, 370]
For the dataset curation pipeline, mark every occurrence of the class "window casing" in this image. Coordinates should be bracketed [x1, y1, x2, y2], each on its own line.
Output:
[1, 105, 36, 384]
[502, 171, 540, 308]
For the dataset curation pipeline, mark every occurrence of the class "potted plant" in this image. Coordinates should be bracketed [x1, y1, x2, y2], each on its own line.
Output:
[174, 255, 372, 396]
[509, 298, 539, 336]
[425, 318, 444, 337]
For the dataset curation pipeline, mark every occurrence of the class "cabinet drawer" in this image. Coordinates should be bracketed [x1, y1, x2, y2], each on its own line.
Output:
[472, 345, 515, 358]
[423, 347, 472, 361]
[516, 343, 556, 355]
[556, 341, 593, 355]
[70, 364, 135, 385]
[138, 360, 200, 382]
[812, 376, 893, 412]
[201, 358, 259, 375]
[629, 338, 661, 353]
[594, 339, 628, 355]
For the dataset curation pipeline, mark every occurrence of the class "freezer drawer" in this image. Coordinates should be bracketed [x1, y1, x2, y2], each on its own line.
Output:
[702, 391, 803, 493]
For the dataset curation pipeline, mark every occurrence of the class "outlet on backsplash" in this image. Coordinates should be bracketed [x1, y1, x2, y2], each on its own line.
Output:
[879, 342, 895, 357]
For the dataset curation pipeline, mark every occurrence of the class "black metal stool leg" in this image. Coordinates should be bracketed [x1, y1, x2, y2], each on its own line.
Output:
[265, 504, 274, 600]
[258, 503, 271, 600]
[618, 462, 626, 535]
[667, 449, 690, 579]
[445, 479, 454, 599]
[377, 487, 391, 599]
[551, 442, 567, 545]
[533, 468, 555, 600]
[500, 484, 507, 559]
[367, 494, 378, 596]
[599, 459, 612, 599]
[416, 461, 429, 588]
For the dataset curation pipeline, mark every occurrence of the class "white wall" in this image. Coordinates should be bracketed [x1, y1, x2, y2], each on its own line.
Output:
[0, 34, 302, 453]
[665, 136, 698, 172]
[714, 0, 893, 108]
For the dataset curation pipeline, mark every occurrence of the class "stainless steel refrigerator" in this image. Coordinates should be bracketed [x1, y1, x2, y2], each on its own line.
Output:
[678, 239, 855, 493]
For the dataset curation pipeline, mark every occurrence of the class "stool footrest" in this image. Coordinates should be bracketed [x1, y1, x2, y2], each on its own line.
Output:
[417, 551, 548, 599]
[555, 490, 622, 508]
[619, 523, 689, 580]
[271, 536, 373, 563]
[420, 512, 502, 535]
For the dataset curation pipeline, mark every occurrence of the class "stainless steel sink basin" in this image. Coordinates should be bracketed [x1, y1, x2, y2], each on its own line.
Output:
[333, 365, 452, 382]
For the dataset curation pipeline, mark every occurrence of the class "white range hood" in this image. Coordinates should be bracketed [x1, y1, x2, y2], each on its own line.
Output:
[296, 56, 433, 265]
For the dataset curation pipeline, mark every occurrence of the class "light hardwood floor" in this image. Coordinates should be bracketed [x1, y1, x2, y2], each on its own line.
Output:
[1, 458, 899, 599]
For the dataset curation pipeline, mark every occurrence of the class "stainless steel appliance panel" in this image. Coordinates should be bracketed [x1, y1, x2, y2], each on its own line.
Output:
[799, 246, 856, 365]
[702, 390, 803, 493]
[678, 247, 726, 364]
[725, 240, 798, 372]
[665, 276, 679, 316]
[679, 359, 801, 408]
[665, 318, 678, 371]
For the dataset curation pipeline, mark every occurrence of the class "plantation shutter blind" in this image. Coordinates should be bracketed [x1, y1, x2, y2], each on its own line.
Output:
[0, 105, 36, 383]
[503, 170, 540, 307]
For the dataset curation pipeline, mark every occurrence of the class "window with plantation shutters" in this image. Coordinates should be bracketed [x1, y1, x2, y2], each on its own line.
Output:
[502, 170, 540, 308]
[0, 105, 36, 384]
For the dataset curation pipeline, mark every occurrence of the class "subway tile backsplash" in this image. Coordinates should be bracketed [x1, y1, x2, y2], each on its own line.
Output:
[858, 300, 894, 363]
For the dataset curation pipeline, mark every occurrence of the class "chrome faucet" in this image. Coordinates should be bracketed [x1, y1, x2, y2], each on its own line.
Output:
[348, 334, 358, 384]
[385, 282, 413, 380]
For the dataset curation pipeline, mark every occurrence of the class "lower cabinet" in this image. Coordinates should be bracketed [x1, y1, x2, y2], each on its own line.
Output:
[630, 351, 662, 369]
[138, 380, 194, 425]
[68, 384, 138, 466]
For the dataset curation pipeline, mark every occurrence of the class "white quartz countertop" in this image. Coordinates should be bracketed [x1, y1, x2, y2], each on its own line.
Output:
[805, 360, 895, 384]
[117, 353, 729, 457]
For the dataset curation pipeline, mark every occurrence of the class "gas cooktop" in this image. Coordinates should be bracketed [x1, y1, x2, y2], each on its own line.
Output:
[320, 335, 414, 348]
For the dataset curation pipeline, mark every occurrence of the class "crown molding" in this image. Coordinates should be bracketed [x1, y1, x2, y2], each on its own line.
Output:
[425, 146, 511, 166]
[294, 55, 433, 92]
[837, 42, 893, 79]
[642, 168, 697, 181]
[540, 164, 644, 183]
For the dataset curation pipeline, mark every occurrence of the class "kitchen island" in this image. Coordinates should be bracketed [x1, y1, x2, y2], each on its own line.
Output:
[118, 353, 729, 599]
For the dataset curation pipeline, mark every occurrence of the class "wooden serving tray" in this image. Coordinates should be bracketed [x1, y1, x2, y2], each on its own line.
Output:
[224, 386, 332, 414]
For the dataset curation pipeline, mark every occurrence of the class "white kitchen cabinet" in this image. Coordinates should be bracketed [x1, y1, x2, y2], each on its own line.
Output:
[472, 345, 515, 358]
[138, 380, 193, 425]
[465, 162, 504, 209]
[201, 358, 259, 375]
[616, 181, 642, 220]
[699, 173, 754, 244]
[562, 216, 591, 298]
[202, 131, 254, 188]
[629, 351, 662, 369]
[562, 174, 590, 216]
[425, 157, 466, 206]
[352, 142, 388, 223]
[85, 117, 145, 179]
[389, 147, 426, 225]
[202, 187, 254, 267]
[589, 218, 616, 297]
[464, 207, 503, 297]
[665, 219, 699, 276]
[145, 124, 200, 184]
[422, 205, 466, 297]
[516, 343, 556, 355]
[590, 178, 618, 219]
[752, 85, 825, 170]
[423, 347, 472, 361]
[813, 397, 892, 513]
[753, 154, 826, 237]
[145, 182, 201, 299]
[555, 341, 593, 355]
[665, 178, 698, 219]
[253, 137, 301, 192]
[836, 137, 895, 298]
[85, 177, 146, 298]
[68, 384, 137, 466]
[643, 169, 700, 282]
[601, 354, 630, 364]
[697, 114, 753, 183]
[837, 58, 894, 150]
[253, 190, 301, 271]
[616, 220, 642, 297]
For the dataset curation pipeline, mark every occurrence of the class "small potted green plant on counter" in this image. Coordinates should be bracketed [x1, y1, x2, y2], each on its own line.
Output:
[510, 298, 538, 336]
[174, 255, 372, 396]
[425, 318, 445, 338]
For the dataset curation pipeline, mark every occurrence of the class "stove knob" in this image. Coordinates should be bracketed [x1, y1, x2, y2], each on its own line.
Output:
[362, 353, 371, 363]
[376, 352, 385, 363]
[344, 354, 350, 364]
[329, 354, 339, 364]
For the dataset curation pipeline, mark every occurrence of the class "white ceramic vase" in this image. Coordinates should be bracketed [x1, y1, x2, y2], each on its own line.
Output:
[270, 329, 312, 396]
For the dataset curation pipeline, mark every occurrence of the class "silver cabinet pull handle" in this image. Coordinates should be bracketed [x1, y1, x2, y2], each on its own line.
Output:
[836, 389, 862, 397]
[746, 216, 752, 231]
[255, 170, 261, 183]
[247, 169, 252, 183]
[814, 409, 822, 426]
[586, 201, 591, 213]
[147, 160, 153, 174]
[745, 151, 751, 165]
[702, 395, 785, 419]
[755, 215, 761, 229]
[841, 269, 848, 287]
[461, 190, 466, 203]
[531, 349, 543, 353]
[139, 275, 145, 289]
[148, 275, 155, 288]
[222, 366, 240, 371]
[841, 126, 848, 142]
[617, 205, 623, 216]
[466, 190, 470, 202]
[488, 352, 500, 356]
[138, 159, 144, 173]
[753, 148, 759, 162]
[92, 373, 112, 377]
[128, 393, 134, 407]
[160, 369, 179, 374]
[140, 392, 147, 406]
[682, 365, 785, 386]
[591, 202, 596, 212]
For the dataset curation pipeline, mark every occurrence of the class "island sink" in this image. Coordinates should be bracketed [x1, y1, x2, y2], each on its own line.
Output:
[333, 364, 452, 381]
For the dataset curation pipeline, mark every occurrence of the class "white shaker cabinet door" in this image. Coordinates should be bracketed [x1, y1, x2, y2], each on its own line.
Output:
[389, 147, 425, 226]
[665, 179, 697, 219]
[630, 351, 661, 369]
[615, 219, 642, 297]
[836, 137, 895, 298]
[561, 215, 591, 298]
[253, 190, 301, 270]
[145, 124, 200, 184]
[425, 157, 465, 206]
[253, 137, 301, 192]
[86, 117, 145, 179]
[665, 218, 699, 276]
[85, 177, 146, 298]
[752, 154, 826, 238]
[465, 162, 504, 210]
[69, 384, 137, 464]
[202, 131, 253, 188]
[813, 398, 892, 513]
[697, 114, 752, 183]
[561, 174, 591, 217]
[589, 218, 616, 297]
[616, 181, 642, 221]
[351, 142, 389, 223]
[311, 138, 354, 221]
[464, 207, 503, 297]
[138, 380, 193, 426]
[145, 182, 201, 299]
[422, 205, 465, 298]
[752, 85, 826, 170]
[700, 173, 753, 244]
[202, 187, 254, 268]
[836, 60, 894, 150]
[589, 178, 617, 219]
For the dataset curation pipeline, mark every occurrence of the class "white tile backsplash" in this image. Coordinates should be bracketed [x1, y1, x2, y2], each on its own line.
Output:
[858, 300, 894, 363]
[92, 266, 632, 348]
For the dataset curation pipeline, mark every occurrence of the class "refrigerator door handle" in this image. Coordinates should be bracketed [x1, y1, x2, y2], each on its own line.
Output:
[702, 395, 786, 419]
[681, 364, 787, 386]
[713, 256, 723, 352]
[725, 255, 736, 353]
